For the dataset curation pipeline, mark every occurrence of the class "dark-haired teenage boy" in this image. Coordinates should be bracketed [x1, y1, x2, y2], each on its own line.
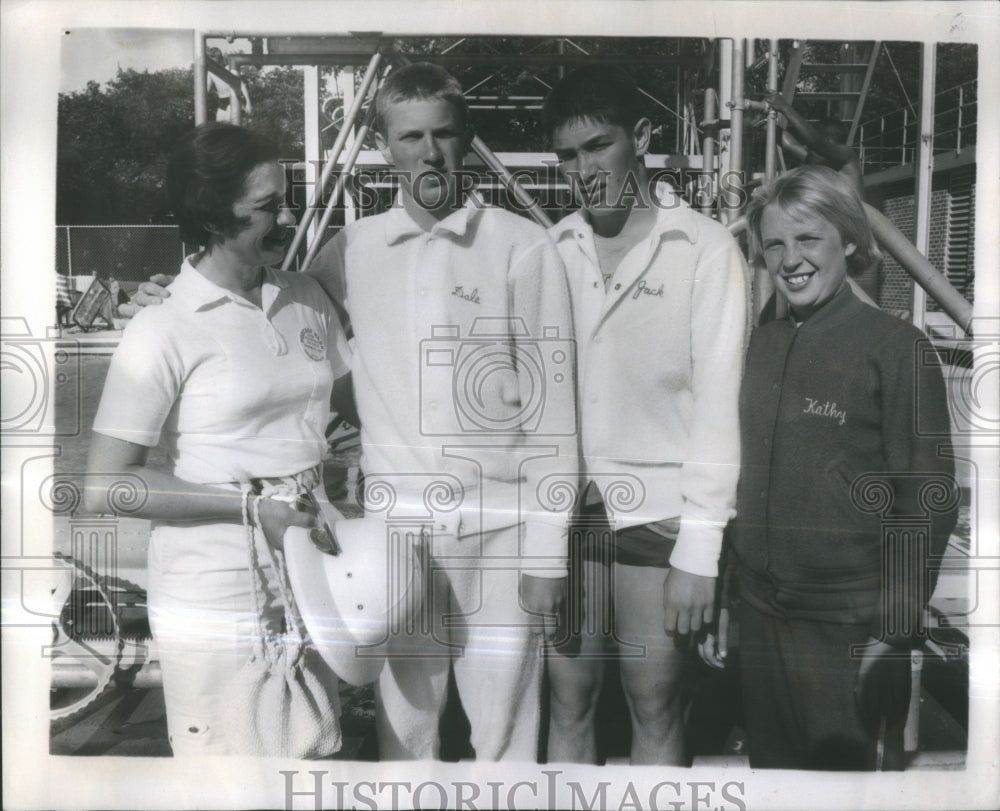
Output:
[541, 66, 748, 765]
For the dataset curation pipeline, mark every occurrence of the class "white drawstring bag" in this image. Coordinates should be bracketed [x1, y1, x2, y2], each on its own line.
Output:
[220, 492, 342, 758]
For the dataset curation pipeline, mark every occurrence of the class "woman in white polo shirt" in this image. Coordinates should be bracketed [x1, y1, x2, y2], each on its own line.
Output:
[85, 123, 353, 755]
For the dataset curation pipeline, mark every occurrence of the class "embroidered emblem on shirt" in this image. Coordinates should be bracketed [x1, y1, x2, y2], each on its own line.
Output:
[451, 285, 481, 304]
[299, 327, 326, 361]
[632, 280, 665, 300]
[803, 397, 846, 426]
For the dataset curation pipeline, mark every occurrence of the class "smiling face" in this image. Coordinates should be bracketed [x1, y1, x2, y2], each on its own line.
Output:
[550, 116, 650, 219]
[760, 204, 856, 321]
[221, 161, 294, 268]
[375, 97, 469, 214]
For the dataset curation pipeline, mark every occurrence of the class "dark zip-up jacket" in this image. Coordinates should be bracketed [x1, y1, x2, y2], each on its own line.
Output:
[732, 285, 958, 646]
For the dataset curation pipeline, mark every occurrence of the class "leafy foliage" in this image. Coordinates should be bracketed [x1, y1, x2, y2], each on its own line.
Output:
[242, 66, 305, 157]
[57, 69, 196, 224]
[56, 65, 305, 224]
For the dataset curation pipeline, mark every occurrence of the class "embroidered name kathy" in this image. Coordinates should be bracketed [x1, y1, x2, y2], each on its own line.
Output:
[803, 397, 847, 426]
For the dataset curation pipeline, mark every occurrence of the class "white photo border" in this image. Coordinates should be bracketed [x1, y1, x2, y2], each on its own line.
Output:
[2, 1, 998, 809]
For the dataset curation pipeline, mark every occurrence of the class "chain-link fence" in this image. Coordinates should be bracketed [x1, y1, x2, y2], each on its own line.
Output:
[55, 225, 189, 282]
[54, 224, 342, 282]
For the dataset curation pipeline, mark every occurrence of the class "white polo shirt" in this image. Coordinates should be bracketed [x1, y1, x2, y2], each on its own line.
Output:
[549, 188, 748, 577]
[94, 257, 350, 486]
[310, 196, 578, 573]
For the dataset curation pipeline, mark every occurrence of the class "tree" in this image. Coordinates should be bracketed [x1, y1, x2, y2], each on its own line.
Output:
[57, 68, 197, 224]
[56, 64, 306, 225]
[243, 66, 305, 159]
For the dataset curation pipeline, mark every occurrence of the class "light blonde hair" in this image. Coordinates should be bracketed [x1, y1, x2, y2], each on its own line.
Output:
[374, 62, 469, 135]
[746, 165, 880, 276]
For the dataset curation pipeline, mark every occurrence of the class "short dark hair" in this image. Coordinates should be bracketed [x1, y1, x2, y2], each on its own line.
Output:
[541, 65, 646, 139]
[167, 122, 280, 245]
[374, 62, 469, 135]
[746, 165, 880, 277]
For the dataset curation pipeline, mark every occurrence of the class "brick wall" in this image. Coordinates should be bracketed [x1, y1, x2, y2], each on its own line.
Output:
[873, 169, 976, 315]
[878, 194, 915, 313]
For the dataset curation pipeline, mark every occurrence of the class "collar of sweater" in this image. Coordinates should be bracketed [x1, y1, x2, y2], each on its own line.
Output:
[784, 283, 865, 334]
[550, 182, 699, 249]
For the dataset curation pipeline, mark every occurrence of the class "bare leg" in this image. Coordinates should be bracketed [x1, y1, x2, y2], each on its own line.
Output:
[545, 557, 610, 763]
[613, 563, 688, 765]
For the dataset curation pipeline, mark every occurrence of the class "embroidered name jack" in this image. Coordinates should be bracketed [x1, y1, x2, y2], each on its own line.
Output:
[632, 280, 665, 300]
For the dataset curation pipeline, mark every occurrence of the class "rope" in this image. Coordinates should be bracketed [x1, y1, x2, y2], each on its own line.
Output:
[240, 490, 307, 665]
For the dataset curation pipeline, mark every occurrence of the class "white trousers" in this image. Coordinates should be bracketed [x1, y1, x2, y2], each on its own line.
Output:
[147, 515, 341, 756]
[375, 524, 544, 761]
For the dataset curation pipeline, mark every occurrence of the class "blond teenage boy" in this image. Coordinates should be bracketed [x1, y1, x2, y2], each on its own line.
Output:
[308, 63, 579, 761]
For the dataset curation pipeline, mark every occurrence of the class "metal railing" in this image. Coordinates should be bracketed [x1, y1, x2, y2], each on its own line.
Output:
[857, 80, 977, 173]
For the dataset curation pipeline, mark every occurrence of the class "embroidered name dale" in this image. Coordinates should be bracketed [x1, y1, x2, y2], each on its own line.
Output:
[632, 280, 665, 300]
[802, 397, 847, 426]
[451, 285, 480, 304]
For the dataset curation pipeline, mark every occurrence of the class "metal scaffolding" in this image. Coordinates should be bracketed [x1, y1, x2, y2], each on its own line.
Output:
[189, 31, 974, 335]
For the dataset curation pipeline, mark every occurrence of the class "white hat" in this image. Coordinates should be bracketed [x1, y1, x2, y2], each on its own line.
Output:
[284, 515, 424, 686]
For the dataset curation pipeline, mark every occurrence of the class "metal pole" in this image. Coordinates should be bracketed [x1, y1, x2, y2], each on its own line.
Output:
[729, 39, 745, 187]
[903, 108, 909, 165]
[764, 39, 779, 181]
[764, 38, 783, 320]
[911, 43, 936, 333]
[470, 136, 552, 229]
[726, 39, 745, 228]
[343, 66, 358, 226]
[865, 203, 971, 334]
[880, 114, 886, 166]
[299, 100, 379, 274]
[718, 38, 733, 155]
[194, 32, 207, 125]
[281, 50, 384, 272]
[51, 661, 163, 689]
[675, 64, 682, 152]
[700, 88, 717, 218]
[303, 65, 322, 245]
